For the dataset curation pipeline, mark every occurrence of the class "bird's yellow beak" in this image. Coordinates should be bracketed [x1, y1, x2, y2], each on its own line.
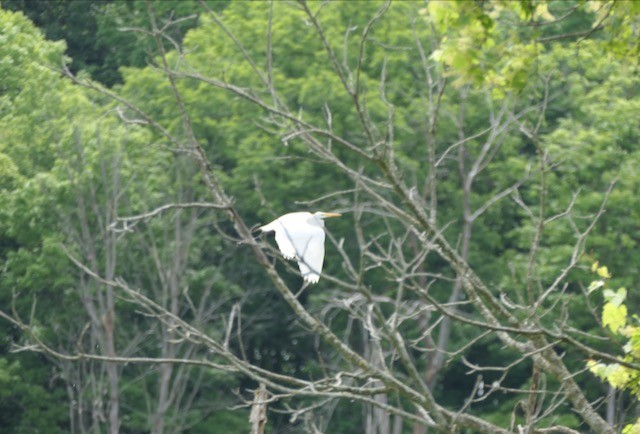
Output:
[321, 212, 342, 218]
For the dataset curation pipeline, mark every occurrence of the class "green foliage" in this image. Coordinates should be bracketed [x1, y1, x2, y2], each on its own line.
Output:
[587, 262, 640, 395]
[2, 0, 640, 432]
[117, 2, 640, 429]
[0, 358, 68, 433]
[0, 7, 244, 433]
[588, 1, 640, 58]
[425, 1, 640, 96]
[0, 7, 66, 116]
[0, 11, 75, 429]
[1, 0, 210, 86]
[588, 263, 640, 432]
[0, 153, 22, 190]
[426, 1, 547, 93]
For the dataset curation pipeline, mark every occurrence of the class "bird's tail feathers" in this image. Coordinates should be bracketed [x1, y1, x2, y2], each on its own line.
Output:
[258, 222, 275, 232]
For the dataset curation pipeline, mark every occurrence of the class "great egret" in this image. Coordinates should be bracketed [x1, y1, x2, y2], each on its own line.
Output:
[259, 211, 341, 283]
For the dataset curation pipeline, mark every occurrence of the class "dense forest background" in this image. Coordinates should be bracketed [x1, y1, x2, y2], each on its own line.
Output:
[1, 1, 640, 433]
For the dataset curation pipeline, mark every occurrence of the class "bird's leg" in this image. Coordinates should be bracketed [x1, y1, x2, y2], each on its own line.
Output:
[294, 282, 310, 299]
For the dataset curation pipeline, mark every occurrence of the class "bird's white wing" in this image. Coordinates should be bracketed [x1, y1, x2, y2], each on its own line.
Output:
[260, 213, 305, 260]
[293, 226, 325, 284]
[272, 221, 298, 260]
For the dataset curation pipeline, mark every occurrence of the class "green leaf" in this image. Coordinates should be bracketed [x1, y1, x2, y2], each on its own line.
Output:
[604, 287, 627, 306]
[603, 303, 628, 333]
[588, 280, 605, 293]
[597, 265, 612, 278]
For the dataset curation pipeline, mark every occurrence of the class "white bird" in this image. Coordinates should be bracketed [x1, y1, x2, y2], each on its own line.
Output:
[259, 211, 341, 283]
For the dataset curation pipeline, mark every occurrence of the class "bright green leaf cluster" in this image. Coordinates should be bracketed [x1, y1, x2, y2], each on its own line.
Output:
[425, 1, 549, 93]
[588, 263, 640, 432]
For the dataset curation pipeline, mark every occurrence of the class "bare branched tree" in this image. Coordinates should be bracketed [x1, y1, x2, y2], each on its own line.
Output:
[2, 2, 629, 433]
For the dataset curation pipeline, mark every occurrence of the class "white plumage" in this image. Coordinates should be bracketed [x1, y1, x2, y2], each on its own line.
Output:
[259, 211, 341, 283]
